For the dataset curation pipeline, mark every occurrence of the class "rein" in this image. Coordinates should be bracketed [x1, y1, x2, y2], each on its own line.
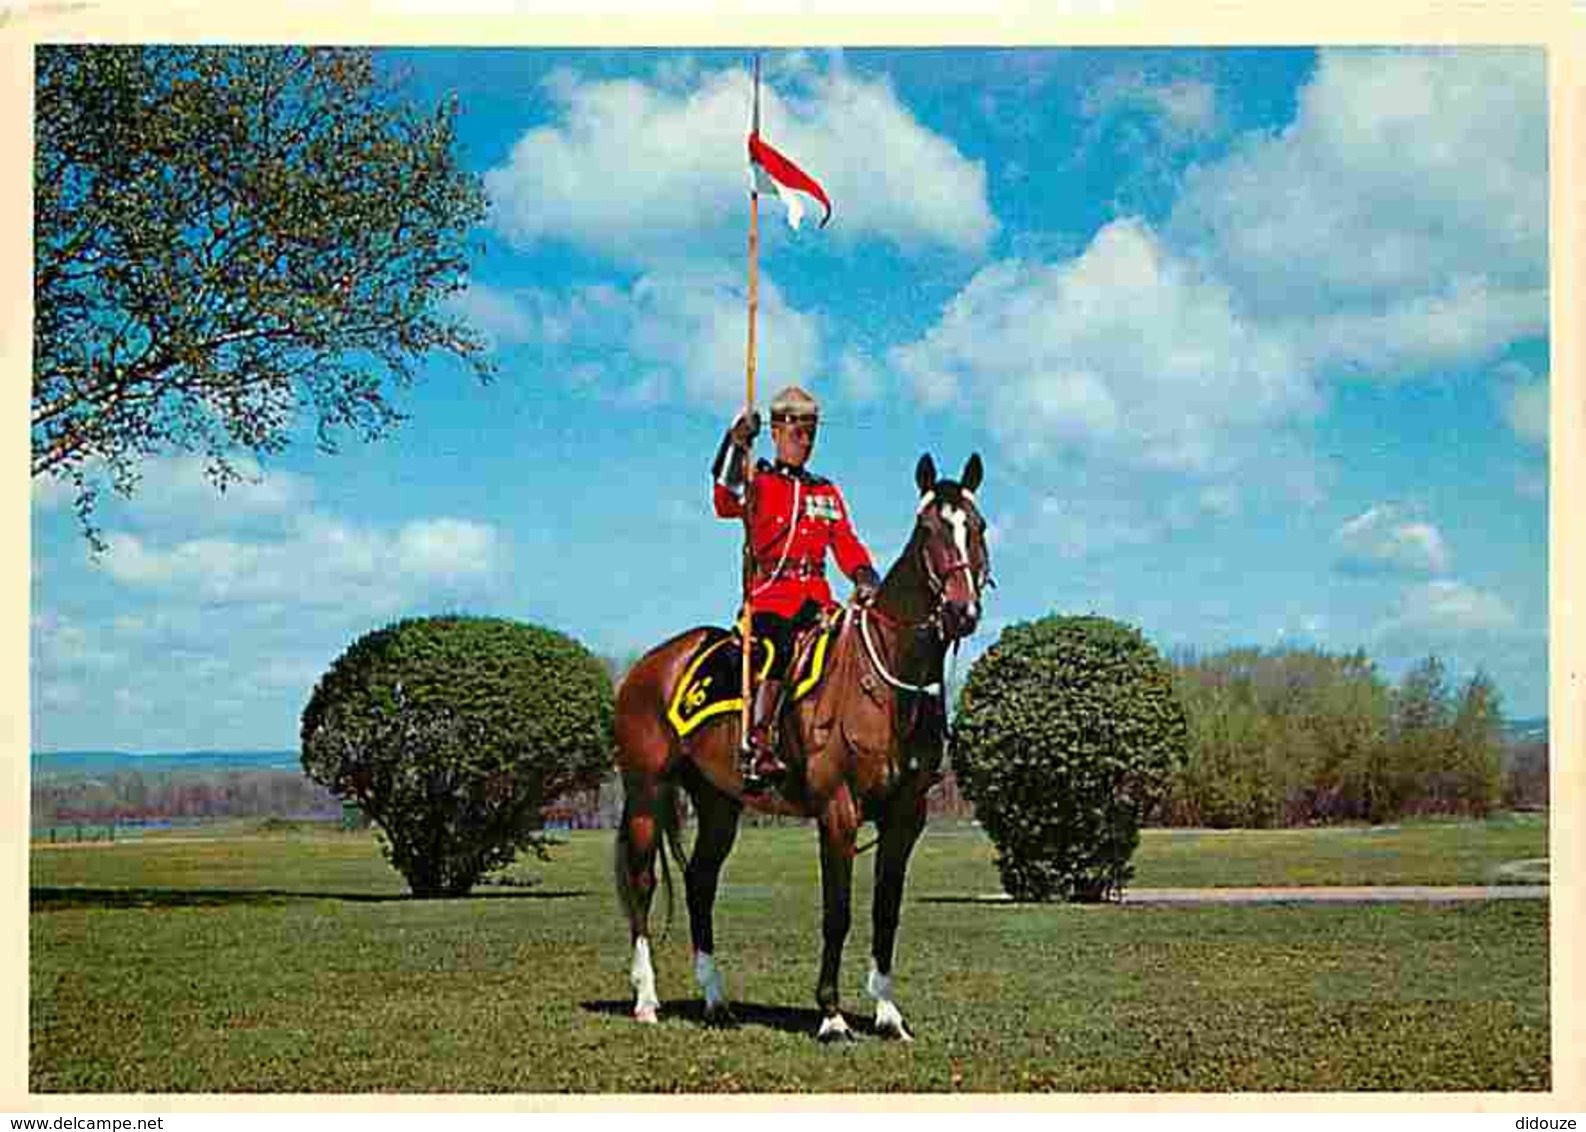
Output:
[855, 500, 983, 705]
[845, 495, 983, 858]
[857, 605, 941, 696]
[848, 609, 962, 860]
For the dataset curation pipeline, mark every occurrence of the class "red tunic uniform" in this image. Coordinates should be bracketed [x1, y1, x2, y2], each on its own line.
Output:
[714, 459, 874, 618]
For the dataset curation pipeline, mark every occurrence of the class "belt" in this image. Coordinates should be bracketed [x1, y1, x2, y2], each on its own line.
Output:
[757, 559, 826, 581]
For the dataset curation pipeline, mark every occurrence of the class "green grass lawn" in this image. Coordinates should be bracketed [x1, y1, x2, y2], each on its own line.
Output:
[1133, 812, 1548, 888]
[30, 817, 1549, 1093]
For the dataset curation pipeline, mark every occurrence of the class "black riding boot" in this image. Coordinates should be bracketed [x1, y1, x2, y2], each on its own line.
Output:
[742, 678, 787, 791]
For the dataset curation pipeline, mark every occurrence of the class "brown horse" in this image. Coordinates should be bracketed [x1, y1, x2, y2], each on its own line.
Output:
[613, 453, 991, 1041]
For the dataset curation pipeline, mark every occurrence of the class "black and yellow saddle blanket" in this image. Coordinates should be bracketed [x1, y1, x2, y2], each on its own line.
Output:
[666, 615, 844, 738]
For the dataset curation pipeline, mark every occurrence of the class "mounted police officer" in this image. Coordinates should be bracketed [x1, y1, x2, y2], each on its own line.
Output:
[712, 385, 880, 791]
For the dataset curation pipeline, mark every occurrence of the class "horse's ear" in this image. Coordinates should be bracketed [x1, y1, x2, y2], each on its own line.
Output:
[962, 453, 984, 494]
[916, 455, 937, 494]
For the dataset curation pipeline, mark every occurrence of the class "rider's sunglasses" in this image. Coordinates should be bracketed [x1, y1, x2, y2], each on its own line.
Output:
[772, 415, 818, 441]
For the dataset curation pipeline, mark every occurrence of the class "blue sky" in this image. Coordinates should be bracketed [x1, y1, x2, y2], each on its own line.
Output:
[29, 46, 1550, 751]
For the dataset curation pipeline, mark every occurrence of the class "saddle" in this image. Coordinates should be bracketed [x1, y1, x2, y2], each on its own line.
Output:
[665, 612, 844, 739]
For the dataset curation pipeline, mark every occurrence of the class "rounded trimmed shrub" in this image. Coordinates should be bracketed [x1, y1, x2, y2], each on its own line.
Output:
[300, 615, 613, 897]
[952, 614, 1187, 902]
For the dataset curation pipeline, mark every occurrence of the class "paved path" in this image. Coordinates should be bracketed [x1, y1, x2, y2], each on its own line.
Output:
[971, 886, 1548, 904]
[1121, 885, 1548, 904]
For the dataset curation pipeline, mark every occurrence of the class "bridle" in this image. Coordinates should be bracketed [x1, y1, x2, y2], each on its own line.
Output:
[912, 487, 993, 620]
[855, 488, 992, 698]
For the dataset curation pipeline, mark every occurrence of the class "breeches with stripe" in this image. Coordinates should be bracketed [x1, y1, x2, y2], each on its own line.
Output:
[750, 600, 822, 680]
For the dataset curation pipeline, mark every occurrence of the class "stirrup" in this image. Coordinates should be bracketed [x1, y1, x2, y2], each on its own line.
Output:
[740, 737, 786, 794]
[742, 768, 785, 795]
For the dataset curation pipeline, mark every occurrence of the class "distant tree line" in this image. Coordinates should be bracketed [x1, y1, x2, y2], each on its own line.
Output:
[31, 649, 1540, 835]
[31, 769, 341, 829]
[1504, 732, 1548, 812]
[1162, 648, 1514, 827]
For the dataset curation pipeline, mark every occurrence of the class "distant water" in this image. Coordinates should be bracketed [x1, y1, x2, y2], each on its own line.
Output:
[32, 750, 301, 776]
[1503, 718, 1548, 743]
[32, 716, 1545, 777]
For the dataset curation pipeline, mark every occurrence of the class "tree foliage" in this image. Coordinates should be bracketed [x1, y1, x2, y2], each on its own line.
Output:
[300, 616, 613, 897]
[952, 615, 1188, 902]
[1167, 648, 1506, 825]
[34, 46, 491, 545]
[1169, 647, 1392, 826]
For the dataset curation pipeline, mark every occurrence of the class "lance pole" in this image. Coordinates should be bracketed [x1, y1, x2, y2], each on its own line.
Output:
[740, 54, 762, 753]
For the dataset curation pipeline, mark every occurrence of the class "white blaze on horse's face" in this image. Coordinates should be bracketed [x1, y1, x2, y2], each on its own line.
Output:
[917, 485, 986, 638]
[938, 500, 981, 619]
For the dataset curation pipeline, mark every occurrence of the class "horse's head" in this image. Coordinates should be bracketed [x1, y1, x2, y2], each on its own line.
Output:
[912, 453, 992, 642]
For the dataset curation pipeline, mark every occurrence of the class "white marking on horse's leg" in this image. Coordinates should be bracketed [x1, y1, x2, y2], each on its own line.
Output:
[867, 960, 914, 1042]
[866, 960, 892, 1001]
[817, 1012, 855, 1042]
[631, 936, 659, 1024]
[694, 951, 728, 1012]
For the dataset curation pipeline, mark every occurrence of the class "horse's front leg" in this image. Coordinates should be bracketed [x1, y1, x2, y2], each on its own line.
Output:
[815, 784, 860, 1042]
[869, 790, 927, 1041]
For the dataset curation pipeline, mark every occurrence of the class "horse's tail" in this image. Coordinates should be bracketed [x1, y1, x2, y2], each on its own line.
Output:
[613, 771, 688, 940]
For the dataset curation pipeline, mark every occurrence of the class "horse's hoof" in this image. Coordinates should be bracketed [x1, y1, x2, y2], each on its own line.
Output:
[817, 1014, 856, 1043]
[876, 1020, 914, 1043]
[875, 999, 913, 1041]
[703, 1002, 738, 1028]
[634, 1005, 659, 1024]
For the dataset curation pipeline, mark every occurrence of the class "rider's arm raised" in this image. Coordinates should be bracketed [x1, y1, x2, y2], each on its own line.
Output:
[711, 418, 754, 518]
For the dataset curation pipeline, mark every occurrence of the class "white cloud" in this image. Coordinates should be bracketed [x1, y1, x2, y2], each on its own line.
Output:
[253, 656, 328, 692]
[494, 263, 824, 412]
[633, 267, 822, 406]
[1035, 494, 1158, 560]
[1075, 67, 1224, 216]
[836, 349, 885, 403]
[1169, 48, 1546, 375]
[1082, 73, 1220, 144]
[31, 475, 73, 512]
[33, 453, 313, 532]
[1333, 505, 1451, 577]
[1375, 579, 1519, 654]
[484, 59, 996, 264]
[395, 519, 502, 583]
[447, 281, 543, 348]
[141, 454, 308, 517]
[890, 218, 1318, 474]
[112, 686, 154, 716]
[1514, 467, 1547, 500]
[31, 591, 412, 751]
[1300, 280, 1547, 377]
[32, 611, 124, 672]
[1024, 473, 1253, 561]
[94, 514, 505, 608]
[1495, 361, 1549, 447]
[1196, 485, 1240, 520]
[886, 48, 1543, 522]
[37, 681, 83, 711]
